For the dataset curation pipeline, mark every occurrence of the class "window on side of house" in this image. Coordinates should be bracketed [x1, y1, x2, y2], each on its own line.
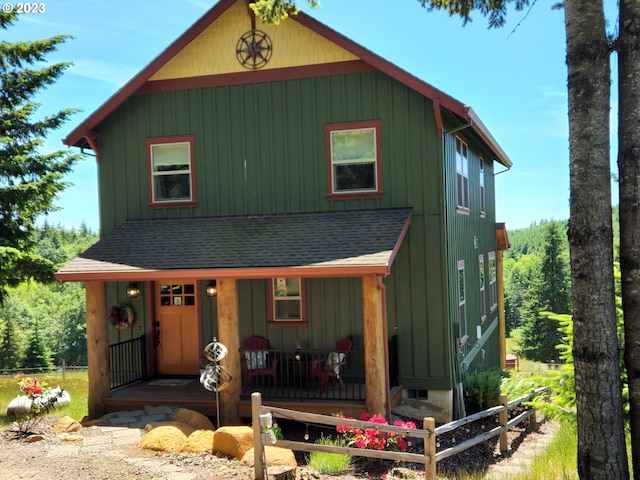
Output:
[325, 120, 383, 199]
[269, 278, 307, 326]
[147, 135, 196, 207]
[479, 157, 486, 217]
[455, 137, 469, 212]
[479, 254, 486, 323]
[457, 260, 466, 338]
[489, 251, 497, 312]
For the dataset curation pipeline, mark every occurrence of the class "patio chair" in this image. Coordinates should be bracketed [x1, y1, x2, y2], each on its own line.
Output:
[241, 336, 278, 392]
[308, 337, 352, 392]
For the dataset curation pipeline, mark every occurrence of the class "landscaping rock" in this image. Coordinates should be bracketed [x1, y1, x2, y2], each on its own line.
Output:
[241, 445, 297, 470]
[54, 416, 82, 434]
[181, 429, 216, 453]
[138, 423, 193, 452]
[212, 426, 254, 459]
[169, 408, 215, 431]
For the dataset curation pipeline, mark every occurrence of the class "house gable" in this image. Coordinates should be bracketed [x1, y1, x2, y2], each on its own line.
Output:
[149, 0, 358, 81]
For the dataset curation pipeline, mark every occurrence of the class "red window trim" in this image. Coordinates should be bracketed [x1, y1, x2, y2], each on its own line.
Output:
[146, 134, 197, 208]
[324, 119, 383, 200]
[268, 278, 308, 328]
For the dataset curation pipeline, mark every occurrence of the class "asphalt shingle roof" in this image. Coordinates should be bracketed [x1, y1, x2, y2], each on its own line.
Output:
[56, 208, 412, 280]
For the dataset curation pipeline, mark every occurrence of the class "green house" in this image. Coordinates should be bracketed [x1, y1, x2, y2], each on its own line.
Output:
[57, 0, 511, 424]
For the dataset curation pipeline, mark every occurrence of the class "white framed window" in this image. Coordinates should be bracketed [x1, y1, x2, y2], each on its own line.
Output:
[325, 120, 383, 199]
[455, 137, 469, 211]
[147, 135, 196, 206]
[479, 254, 486, 323]
[489, 251, 497, 312]
[270, 278, 306, 326]
[457, 260, 466, 338]
[479, 157, 486, 216]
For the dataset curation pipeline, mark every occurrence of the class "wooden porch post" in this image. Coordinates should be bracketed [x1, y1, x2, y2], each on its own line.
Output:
[362, 275, 387, 417]
[85, 281, 109, 420]
[217, 278, 241, 425]
[497, 250, 507, 369]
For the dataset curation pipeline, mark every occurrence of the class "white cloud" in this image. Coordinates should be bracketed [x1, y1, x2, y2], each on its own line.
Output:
[68, 59, 138, 87]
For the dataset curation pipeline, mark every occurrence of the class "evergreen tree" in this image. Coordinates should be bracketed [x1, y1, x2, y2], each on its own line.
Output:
[518, 222, 571, 363]
[0, 311, 22, 371]
[0, 12, 80, 305]
[22, 325, 53, 372]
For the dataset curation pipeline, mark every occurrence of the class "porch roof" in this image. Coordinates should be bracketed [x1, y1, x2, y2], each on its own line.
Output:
[55, 208, 412, 282]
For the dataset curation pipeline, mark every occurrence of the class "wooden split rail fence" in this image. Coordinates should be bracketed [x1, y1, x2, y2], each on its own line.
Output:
[251, 386, 551, 480]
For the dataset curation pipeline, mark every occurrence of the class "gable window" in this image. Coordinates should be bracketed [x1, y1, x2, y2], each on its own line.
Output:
[325, 120, 383, 199]
[488, 251, 497, 312]
[455, 137, 469, 212]
[147, 135, 196, 207]
[270, 278, 307, 326]
[457, 260, 466, 338]
[479, 157, 486, 216]
[479, 254, 486, 323]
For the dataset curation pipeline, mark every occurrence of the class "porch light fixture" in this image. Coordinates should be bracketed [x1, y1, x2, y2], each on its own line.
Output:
[126, 282, 140, 298]
[206, 280, 217, 297]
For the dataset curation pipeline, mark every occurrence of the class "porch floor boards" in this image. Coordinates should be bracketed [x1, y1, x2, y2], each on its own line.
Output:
[103, 377, 367, 419]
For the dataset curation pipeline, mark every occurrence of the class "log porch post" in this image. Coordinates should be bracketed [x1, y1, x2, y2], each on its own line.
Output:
[85, 281, 109, 419]
[362, 275, 388, 417]
[217, 278, 241, 425]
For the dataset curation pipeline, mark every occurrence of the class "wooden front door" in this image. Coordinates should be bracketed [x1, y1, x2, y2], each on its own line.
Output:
[156, 281, 200, 375]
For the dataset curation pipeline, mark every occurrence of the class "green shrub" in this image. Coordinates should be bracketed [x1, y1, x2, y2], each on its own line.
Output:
[306, 434, 351, 475]
[464, 367, 505, 414]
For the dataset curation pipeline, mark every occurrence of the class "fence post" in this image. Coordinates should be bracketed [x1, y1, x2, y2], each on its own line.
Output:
[424, 417, 436, 479]
[499, 394, 508, 454]
[251, 392, 266, 480]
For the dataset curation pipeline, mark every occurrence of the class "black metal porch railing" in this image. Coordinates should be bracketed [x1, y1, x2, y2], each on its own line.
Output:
[239, 347, 366, 402]
[109, 335, 147, 389]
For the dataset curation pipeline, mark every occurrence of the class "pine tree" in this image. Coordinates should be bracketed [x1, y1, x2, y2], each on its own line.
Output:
[22, 325, 53, 372]
[0, 12, 80, 305]
[0, 313, 22, 371]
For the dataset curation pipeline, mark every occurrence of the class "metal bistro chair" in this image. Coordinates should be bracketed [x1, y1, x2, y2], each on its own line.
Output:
[308, 337, 352, 392]
[241, 336, 278, 392]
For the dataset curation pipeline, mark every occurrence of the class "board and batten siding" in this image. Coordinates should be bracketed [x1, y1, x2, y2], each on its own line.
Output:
[97, 70, 454, 391]
[442, 116, 502, 381]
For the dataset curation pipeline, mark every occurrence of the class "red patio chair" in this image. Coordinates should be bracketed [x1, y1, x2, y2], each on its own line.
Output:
[241, 336, 278, 392]
[308, 337, 352, 392]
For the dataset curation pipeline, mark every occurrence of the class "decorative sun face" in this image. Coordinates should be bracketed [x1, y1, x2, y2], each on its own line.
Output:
[236, 30, 273, 70]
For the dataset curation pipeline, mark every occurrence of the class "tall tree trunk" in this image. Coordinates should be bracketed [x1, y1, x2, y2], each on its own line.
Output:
[565, 1, 629, 479]
[618, 0, 640, 476]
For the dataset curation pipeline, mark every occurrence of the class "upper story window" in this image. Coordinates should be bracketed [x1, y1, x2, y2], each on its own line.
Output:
[325, 120, 383, 199]
[269, 278, 307, 326]
[479, 157, 486, 216]
[147, 135, 196, 207]
[455, 137, 469, 212]
[488, 251, 497, 312]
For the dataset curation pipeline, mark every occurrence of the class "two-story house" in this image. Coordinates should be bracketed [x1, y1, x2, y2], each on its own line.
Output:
[56, 0, 511, 425]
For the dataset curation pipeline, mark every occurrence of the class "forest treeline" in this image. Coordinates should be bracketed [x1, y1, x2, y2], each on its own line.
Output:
[1, 213, 613, 371]
[0, 223, 98, 371]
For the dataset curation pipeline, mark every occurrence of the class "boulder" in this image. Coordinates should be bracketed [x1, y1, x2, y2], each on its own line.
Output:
[181, 429, 215, 453]
[169, 408, 215, 431]
[241, 445, 297, 470]
[144, 420, 195, 436]
[212, 426, 254, 459]
[138, 422, 193, 452]
[54, 416, 82, 434]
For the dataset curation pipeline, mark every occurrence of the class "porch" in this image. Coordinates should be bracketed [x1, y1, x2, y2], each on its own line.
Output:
[106, 336, 399, 419]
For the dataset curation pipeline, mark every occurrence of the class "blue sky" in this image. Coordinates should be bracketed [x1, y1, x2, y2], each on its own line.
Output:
[3, 0, 619, 232]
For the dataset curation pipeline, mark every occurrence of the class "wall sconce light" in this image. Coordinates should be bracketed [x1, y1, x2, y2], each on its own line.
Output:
[206, 280, 217, 297]
[126, 282, 140, 298]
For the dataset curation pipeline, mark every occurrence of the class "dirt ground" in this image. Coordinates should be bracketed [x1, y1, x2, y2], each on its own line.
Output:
[0, 415, 558, 480]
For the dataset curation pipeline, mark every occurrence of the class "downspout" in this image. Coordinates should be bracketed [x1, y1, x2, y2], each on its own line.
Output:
[374, 275, 392, 421]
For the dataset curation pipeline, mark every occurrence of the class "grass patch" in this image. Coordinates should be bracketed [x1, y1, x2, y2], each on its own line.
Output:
[0, 371, 89, 427]
[306, 434, 351, 475]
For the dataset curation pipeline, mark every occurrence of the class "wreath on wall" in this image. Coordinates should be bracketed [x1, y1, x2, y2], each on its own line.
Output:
[108, 305, 135, 329]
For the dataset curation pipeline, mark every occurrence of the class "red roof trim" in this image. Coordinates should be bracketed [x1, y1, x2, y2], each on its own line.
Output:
[63, 0, 511, 167]
[137, 60, 374, 94]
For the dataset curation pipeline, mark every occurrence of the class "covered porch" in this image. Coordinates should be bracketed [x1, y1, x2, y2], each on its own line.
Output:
[56, 209, 412, 425]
